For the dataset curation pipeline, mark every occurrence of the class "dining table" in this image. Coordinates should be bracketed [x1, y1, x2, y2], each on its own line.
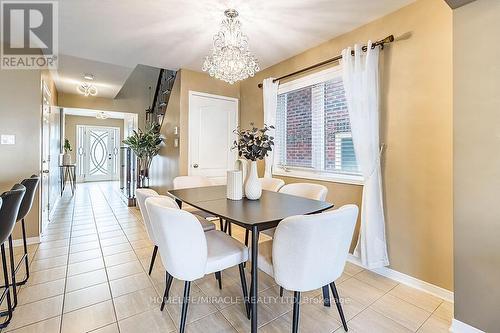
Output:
[168, 185, 334, 333]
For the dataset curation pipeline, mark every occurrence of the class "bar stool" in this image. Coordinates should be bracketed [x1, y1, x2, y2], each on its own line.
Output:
[0, 184, 26, 326]
[13, 176, 39, 285]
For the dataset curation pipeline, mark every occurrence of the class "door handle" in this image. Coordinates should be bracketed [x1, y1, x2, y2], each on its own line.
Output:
[42, 170, 49, 174]
[193, 163, 199, 168]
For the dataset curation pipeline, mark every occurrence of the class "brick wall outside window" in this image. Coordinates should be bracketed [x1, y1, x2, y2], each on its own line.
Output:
[324, 78, 351, 170]
[275, 71, 359, 175]
[285, 87, 312, 167]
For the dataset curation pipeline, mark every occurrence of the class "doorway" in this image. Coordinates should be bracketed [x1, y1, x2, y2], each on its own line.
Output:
[76, 125, 120, 182]
[40, 81, 62, 234]
[188, 91, 239, 184]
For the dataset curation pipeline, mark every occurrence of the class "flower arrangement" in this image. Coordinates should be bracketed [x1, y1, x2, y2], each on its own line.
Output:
[232, 123, 274, 161]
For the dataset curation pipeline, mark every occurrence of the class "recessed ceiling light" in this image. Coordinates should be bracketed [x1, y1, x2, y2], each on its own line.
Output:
[83, 73, 94, 80]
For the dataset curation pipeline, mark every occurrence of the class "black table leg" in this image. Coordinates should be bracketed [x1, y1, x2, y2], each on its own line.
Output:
[250, 225, 259, 333]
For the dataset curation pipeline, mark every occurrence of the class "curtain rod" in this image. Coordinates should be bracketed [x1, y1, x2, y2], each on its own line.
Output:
[257, 34, 394, 88]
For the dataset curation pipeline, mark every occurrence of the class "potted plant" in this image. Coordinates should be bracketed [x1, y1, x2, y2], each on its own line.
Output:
[122, 123, 163, 188]
[232, 123, 274, 200]
[63, 138, 72, 165]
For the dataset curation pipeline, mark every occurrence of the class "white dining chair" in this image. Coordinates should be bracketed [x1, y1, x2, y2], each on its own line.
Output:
[145, 196, 250, 333]
[259, 177, 285, 192]
[261, 183, 328, 239]
[135, 189, 215, 275]
[173, 175, 224, 230]
[258, 205, 358, 333]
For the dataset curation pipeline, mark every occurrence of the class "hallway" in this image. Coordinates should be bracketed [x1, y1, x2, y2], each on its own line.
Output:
[2, 183, 452, 333]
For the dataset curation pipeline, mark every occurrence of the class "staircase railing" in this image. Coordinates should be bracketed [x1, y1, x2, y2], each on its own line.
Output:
[146, 69, 177, 127]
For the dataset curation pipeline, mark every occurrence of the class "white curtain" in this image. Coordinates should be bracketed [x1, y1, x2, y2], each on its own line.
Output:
[341, 42, 389, 269]
[263, 78, 279, 178]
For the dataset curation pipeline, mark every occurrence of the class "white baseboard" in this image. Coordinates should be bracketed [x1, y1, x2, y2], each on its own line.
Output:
[4, 236, 40, 248]
[347, 254, 454, 303]
[451, 319, 485, 333]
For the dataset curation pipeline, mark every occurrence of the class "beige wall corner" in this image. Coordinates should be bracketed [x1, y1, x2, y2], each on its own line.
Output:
[453, 0, 500, 331]
[239, 0, 454, 290]
[0, 69, 59, 240]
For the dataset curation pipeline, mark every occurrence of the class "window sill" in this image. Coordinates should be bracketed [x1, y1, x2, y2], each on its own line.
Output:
[272, 168, 364, 186]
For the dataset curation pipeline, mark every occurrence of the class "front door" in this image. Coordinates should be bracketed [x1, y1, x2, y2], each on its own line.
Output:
[188, 91, 238, 184]
[77, 126, 120, 182]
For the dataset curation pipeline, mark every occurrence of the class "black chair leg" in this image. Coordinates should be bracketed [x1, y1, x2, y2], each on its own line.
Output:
[20, 218, 29, 284]
[0, 244, 13, 328]
[215, 271, 222, 290]
[280, 286, 284, 297]
[244, 229, 249, 246]
[179, 281, 191, 333]
[238, 263, 250, 319]
[148, 245, 158, 275]
[228, 222, 232, 236]
[330, 282, 348, 331]
[160, 271, 173, 311]
[7, 236, 17, 308]
[322, 285, 330, 307]
[292, 291, 301, 333]
[219, 218, 224, 231]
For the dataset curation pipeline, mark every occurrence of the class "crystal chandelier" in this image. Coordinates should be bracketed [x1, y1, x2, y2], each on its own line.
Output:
[202, 9, 260, 84]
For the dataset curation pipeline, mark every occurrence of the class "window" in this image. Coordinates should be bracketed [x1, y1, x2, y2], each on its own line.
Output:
[273, 66, 363, 184]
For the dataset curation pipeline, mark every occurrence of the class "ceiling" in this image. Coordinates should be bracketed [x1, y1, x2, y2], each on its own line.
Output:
[52, 55, 133, 98]
[53, 0, 414, 98]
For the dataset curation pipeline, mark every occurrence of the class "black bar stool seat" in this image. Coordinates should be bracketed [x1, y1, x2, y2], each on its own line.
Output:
[0, 184, 26, 328]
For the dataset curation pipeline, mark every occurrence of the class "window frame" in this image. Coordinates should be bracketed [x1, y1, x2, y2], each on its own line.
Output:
[272, 65, 364, 185]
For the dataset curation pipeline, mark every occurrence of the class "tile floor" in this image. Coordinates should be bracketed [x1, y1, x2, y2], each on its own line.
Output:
[1, 182, 453, 333]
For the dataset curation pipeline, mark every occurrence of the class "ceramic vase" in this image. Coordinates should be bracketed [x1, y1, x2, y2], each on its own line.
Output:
[245, 161, 262, 200]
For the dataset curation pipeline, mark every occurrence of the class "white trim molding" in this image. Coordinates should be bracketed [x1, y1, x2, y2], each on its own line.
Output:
[451, 319, 485, 333]
[347, 254, 454, 302]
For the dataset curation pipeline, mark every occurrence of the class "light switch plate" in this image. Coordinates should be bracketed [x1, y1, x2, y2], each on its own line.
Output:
[1, 134, 15, 145]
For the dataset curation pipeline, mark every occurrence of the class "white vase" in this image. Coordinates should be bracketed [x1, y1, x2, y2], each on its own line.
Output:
[245, 161, 262, 200]
[226, 170, 243, 200]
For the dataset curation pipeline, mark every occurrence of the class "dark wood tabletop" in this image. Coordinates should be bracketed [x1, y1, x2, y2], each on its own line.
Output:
[168, 185, 334, 230]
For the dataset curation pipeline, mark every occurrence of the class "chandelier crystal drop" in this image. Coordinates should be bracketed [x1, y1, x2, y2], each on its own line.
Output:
[202, 9, 260, 84]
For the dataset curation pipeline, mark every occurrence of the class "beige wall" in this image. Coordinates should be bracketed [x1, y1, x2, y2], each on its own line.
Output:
[239, 0, 453, 290]
[149, 69, 241, 194]
[63, 115, 125, 162]
[453, 0, 500, 330]
[0, 69, 59, 239]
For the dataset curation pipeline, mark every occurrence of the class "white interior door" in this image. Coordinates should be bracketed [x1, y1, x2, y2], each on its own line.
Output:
[189, 91, 238, 184]
[77, 126, 120, 182]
